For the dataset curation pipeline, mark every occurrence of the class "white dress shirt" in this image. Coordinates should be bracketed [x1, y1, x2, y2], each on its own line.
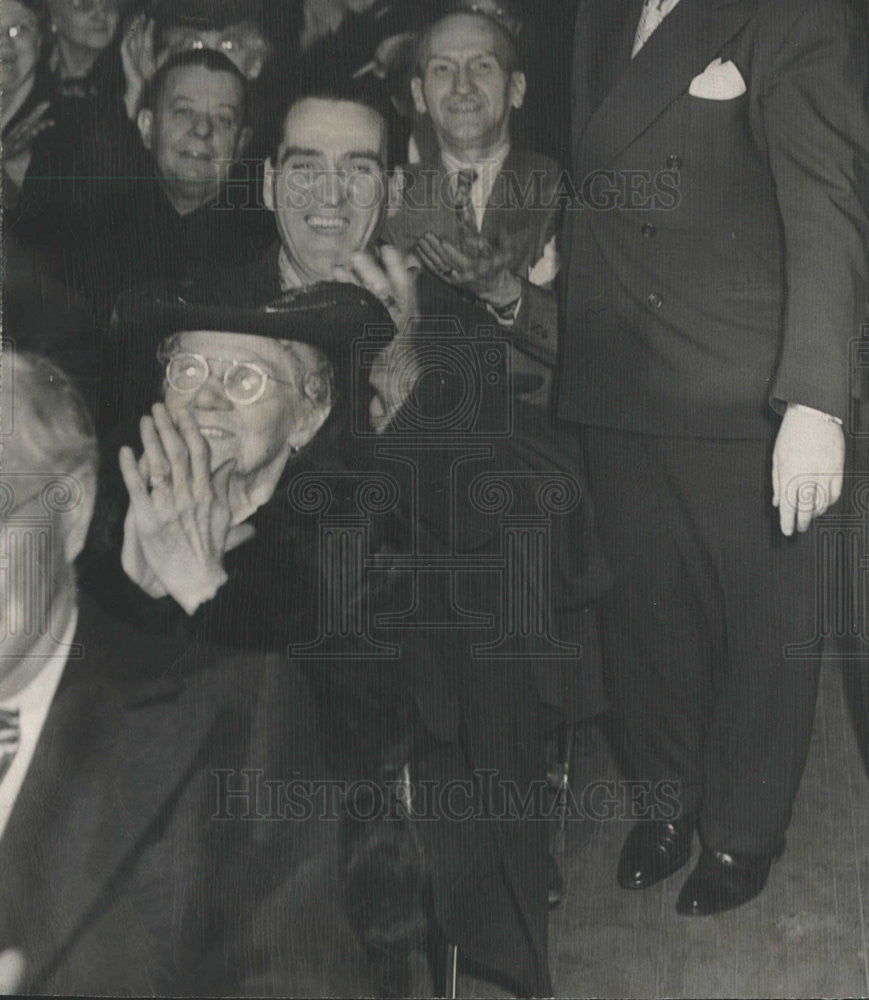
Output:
[0, 610, 78, 842]
[633, 0, 683, 57]
[440, 142, 560, 288]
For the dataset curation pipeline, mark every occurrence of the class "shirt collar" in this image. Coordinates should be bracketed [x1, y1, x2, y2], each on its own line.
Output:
[441, 139, 512, 180]
[278, 246, 307, 291]
[0, 607, 78, 714]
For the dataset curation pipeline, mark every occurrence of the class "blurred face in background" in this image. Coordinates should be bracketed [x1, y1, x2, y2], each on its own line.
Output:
[0, 1, 42, 97]
[159, 21, 267, 79]
[265, 97, 387, 285]
[47, 0, 120, 55]
[138, 63, 249, 213]
[412, 13, 525, 158]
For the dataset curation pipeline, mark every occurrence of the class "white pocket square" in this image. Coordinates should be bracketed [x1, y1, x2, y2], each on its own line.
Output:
[688, 57, 747, 100]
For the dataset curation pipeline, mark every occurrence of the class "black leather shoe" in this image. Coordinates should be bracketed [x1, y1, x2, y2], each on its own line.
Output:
[676, 845, 783, 916]
[617, 816, 695, 890]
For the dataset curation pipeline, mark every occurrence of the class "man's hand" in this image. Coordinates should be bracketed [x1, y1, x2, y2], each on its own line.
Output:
[120, 13, 159, 120]
[0, 949, 25, 995]
[333, 245, 422, 431]
[119, 405, 253, 615]
[416, 231, 522, 308]
[2, 101, 54, 188]
[772, 404, 845, 536]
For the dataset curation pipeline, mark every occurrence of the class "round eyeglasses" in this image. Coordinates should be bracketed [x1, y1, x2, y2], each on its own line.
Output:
[160, 351, 296, 406]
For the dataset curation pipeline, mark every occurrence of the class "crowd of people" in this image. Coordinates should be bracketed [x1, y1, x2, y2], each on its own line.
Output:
[1, 0, 868, 996]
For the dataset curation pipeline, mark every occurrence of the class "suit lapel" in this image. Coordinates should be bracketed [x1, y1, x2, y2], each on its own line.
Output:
[571, 0, 641, 150]
[0, 601, 224, 991]
[578, 0, 759, 169]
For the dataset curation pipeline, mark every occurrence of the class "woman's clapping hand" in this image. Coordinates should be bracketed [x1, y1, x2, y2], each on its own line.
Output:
[119, 404, 254, 615]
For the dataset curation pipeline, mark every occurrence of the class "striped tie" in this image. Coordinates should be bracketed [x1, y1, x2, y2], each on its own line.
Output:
[451, 168, 479, 231]
[0, 708, 21, 784]
[633, 0, 682, 57]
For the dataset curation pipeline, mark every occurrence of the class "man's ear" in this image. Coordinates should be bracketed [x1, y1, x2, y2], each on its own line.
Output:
[236, 124, 253, 158]
[509, 70, 527, 110]
[410, 76, 428, 115]
[137, 108, 154, 151]
[263, 156, 276, 212]
[62, 466, 97, 563]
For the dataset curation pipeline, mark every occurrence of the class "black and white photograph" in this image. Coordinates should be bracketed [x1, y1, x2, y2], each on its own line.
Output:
[0, 0, 867, 996]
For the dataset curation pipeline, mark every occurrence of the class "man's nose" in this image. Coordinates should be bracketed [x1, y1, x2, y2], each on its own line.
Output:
[453, 65, 472, 94]
[190, 113, 214, 139]
[314, 169, 345, 206]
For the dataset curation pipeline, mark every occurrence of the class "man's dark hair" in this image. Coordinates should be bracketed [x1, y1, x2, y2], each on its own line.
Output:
[270, 85, 390, 166]
[142, 48, 249, 123]
[414, 10, 522, 78]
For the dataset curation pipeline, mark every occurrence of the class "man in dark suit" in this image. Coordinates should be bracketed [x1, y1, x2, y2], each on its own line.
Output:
[0, 348, 369, 995]
[559, 0, 869, 915]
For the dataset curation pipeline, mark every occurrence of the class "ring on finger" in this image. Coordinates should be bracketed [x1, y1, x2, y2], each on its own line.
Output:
[149, 472, 170, 489]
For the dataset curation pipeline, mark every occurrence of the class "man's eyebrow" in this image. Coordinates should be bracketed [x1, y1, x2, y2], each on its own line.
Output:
[344, 150, 385, 167]
[280, 146, 323, 165]
[279, 147, 384, 168]
[169, 93, 239, 110]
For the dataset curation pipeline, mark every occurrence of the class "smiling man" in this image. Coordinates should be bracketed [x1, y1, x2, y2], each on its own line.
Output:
[264, 94, 388, 288]
[137, 48, 251, 216]
[387, 11, 562, 404]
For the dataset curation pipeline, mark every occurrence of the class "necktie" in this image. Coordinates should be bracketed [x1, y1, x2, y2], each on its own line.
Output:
[451, 168, 479, 231]
[0, 708, 21, 785]
[633, 0, 681, 57]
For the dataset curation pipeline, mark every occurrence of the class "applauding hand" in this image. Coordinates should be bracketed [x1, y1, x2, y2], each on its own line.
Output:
[333, 245, 422, 431]
[416, 231, 522, 309]
[119, 405, 254, 615]
[3, 101, 54, 188]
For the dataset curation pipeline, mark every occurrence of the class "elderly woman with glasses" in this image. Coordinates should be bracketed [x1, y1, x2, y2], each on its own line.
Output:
[103, 286, 379, 641]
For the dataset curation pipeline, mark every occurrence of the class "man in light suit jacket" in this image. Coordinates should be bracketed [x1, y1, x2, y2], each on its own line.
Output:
[558, 0, 869, 915]
[386, 10, 561, 395]
[0, 348, 369, 995]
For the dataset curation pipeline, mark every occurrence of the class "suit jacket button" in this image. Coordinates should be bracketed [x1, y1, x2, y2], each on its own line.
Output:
[641, 223, 657, 238]
[666, 155, 683, 170]
[647, 292, 664, 310]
